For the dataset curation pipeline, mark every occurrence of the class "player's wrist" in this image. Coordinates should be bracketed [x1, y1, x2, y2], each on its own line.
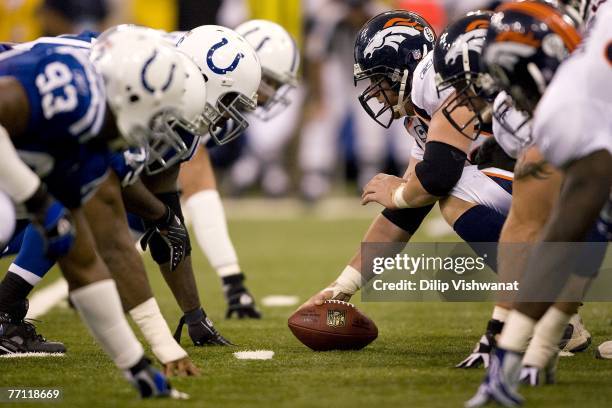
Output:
[327, 265, 362, 297]
[129, 298, 188, 364]
[392, 183, 409, 209]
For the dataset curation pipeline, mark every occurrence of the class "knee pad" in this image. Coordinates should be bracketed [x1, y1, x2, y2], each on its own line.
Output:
[382, 204, 434, 235]
[154, 191, 191, 257]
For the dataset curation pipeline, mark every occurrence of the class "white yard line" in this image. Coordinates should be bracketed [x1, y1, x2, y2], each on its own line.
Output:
[26, 278, 69, 319]
[233, 350, 275, 360]
[261, 295, 299, 307]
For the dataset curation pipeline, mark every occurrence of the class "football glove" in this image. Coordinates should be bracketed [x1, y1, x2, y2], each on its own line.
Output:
[25, 186, 75, 258]
[173, 313, 233, 346]
[140, 206, 188, 271]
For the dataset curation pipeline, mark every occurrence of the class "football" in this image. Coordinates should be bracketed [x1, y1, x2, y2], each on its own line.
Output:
[287, 300, 378, 351]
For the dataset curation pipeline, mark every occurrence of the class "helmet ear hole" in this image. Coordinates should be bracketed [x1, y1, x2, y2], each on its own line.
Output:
[129, 95, 140, 103]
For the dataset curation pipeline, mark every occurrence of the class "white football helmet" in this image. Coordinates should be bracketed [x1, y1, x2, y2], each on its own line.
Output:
[235, 19, 300, 120]
[145, 51, 208, 174]
[91, 27, 192, 157]
[176, 25, 261, 145]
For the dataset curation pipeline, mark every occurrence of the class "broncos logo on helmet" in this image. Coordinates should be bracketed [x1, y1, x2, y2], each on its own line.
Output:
[443, 20, 490, 66]
[363, 18, 433, 59]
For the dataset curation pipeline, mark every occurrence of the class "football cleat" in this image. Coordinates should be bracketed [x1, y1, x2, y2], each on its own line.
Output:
[465, 348, 524, 408]
[457, 319, 504, 369]
[560, 314, 591, 353]
[520, 351, 558, 387]
[0, 301, 66, 355]
[174, 314, 233, 346]
[126, 358, 189, 399]
[223, 275, 261, 319]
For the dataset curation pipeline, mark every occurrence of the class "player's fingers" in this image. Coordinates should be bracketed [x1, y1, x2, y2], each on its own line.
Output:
[361, 192, 377, 206]
[162, 362, 176, 377]
[178, 359, 200, 377]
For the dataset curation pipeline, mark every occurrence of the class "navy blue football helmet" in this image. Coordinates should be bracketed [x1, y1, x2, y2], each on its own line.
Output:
[354, 10, 436, 128]
[481, 0, 582, 117]
[433, 10, 495, 140]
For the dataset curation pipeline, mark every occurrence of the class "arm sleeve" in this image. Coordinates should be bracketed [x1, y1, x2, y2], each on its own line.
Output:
[0, 124, 40, 203]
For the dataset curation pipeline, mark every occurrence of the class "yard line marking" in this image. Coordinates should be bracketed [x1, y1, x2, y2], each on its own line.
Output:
[27, 278, 69, 319]
[0, 352, 65, 358]
[233, 350, 275, 360]
[261, 295, 299, 307]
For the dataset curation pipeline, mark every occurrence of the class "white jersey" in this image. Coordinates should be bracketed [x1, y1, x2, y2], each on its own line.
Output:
[532, 1, 612, 169]
[407, 52, 513, 215]
[492, 91, 532, 160]
[409, 50, 489, 158]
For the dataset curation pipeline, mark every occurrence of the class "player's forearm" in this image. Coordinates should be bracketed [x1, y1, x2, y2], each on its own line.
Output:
[0, 124, 41, 203]
[331, 214, 415, 296]
[397, 176, 441, 208]
[542, 151, 612, 242]
[121, 179, 166, 222]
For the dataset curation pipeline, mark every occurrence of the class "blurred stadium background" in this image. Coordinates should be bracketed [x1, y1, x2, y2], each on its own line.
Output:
[1, 0, 502, 203]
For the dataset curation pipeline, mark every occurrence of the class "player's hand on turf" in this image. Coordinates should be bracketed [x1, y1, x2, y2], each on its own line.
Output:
[141, 206, 188, 271]
[456, 335, 493, 369]
[361, 173, 406, 209]
[162, 356, 201, 377]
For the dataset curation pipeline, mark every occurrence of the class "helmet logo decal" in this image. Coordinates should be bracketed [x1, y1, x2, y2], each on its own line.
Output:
[363, 25, 422, 59]
[495, 31, 541, 48]
[206, 37, 245, 75]
[484, 42, 538, 71]
[443, 29, 488, 65]
[141, 49, 177, 93]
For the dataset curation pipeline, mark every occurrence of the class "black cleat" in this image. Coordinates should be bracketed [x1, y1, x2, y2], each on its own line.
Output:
[0, 300, 66, 355]
[0, 315, 66, 355]
[174, 313, 233, 346]
[223, 275, 261, 319]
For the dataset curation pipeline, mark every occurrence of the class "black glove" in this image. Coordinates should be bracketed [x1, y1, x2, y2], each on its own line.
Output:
[140, 206, 188, 271]
[173, 311, 234, 346]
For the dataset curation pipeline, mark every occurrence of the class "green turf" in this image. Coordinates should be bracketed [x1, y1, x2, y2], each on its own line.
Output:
[1, 214, 612, 407]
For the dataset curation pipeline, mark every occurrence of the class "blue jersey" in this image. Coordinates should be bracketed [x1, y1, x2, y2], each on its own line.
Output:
[0, 45, 109, 208]
[13, 31, 98, 52]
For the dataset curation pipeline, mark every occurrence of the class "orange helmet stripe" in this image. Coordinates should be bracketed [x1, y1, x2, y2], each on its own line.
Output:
[384, 17, 424, 31]
[497, 1, 581, 52]
[465, 19, 490, 32]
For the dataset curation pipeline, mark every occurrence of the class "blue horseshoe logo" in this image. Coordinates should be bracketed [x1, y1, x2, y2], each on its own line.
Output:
[141, 50, 177, 94]
[206, 37, 245, 75]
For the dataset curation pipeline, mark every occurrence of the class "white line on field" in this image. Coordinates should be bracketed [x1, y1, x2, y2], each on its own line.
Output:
[261, 295, 299, 307]
[27, 278, 69, 319]
[0, 352, 65, 358]
[233, 350, 274, 360]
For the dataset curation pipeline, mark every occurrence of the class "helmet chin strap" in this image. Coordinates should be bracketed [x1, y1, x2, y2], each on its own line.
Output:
[393, 69, 410, 117]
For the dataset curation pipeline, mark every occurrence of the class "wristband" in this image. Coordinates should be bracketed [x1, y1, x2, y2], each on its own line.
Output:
[327, 265, 362, 297]
[392, 183, 409, 209]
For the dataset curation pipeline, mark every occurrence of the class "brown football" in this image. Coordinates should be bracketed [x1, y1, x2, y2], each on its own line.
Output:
[288, 300, 378, 351]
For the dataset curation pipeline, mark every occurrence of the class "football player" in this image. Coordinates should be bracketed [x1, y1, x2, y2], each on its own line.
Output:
[432, 2, 594, 375]
[302, 10, 512, 309]
[0, 28, 203, 375]
[466, 1, 611, 406]
[178, 19, 300, 319]
[0, 35, 186, 397]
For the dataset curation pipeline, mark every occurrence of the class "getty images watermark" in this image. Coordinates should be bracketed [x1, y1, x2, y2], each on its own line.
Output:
[360, 242, 612, 302]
